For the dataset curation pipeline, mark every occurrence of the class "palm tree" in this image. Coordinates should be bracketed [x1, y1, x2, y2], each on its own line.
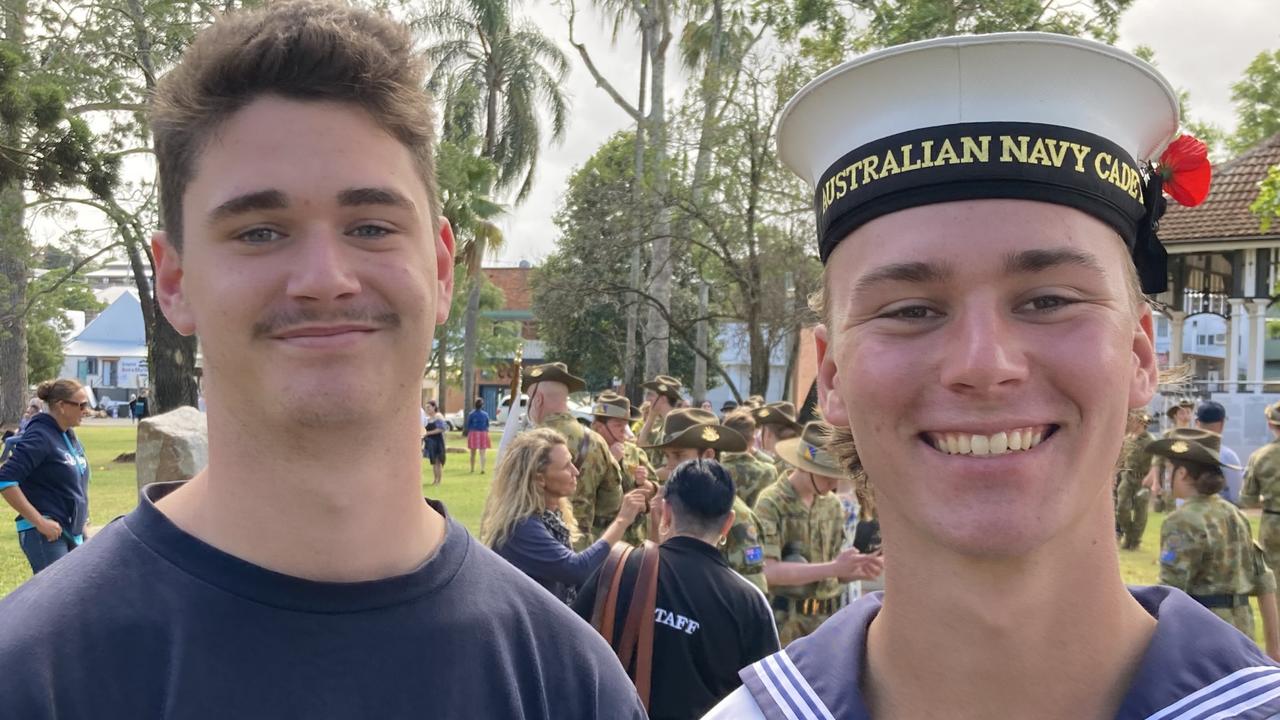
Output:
[418, 0, 569, 200]
[418, 0, 567, 409]
[435, 131, 506, 409]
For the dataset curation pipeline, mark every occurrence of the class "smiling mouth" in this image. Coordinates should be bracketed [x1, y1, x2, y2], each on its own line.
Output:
[921, 425, 1058, 457]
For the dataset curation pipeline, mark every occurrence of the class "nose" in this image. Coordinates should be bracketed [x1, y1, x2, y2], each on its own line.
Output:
[937, 300, 1030, 395]
[285, 231, 362, 302]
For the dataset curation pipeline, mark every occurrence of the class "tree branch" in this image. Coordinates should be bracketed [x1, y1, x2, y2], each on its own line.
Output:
[564, 0, 643, 122]
[16, 241, 123, 321]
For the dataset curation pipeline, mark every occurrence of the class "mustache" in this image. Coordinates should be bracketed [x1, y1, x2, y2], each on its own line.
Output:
[252, 306, 401, 339]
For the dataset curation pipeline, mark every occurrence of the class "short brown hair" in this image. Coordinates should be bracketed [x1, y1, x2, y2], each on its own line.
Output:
[151, 0, 439, 251]
[722, 410, 756, 441]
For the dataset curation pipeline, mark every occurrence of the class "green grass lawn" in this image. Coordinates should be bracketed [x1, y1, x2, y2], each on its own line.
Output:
[0, 426, 1267, 646]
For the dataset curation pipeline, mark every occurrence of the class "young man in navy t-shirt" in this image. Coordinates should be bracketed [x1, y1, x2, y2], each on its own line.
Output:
[0, 3, 643, 717]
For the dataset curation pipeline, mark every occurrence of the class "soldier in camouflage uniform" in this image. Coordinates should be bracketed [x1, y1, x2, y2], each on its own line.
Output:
[1115, 411, 1156, 550]
[590, 391, 658, 545]
[642, 407, 771, 595]
[1155, 430, 1280, 654]
[755, 421, 883, 645]
[525, 363, 626, 550]
[637, 375, 683, 468]
[1148, 399, 1195, 512]
[720, 410, 779, 507]
[1241, 402, 1280, 570]
[753, 402, 802, 474]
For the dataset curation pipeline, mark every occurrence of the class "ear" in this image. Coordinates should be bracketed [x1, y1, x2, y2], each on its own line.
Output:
[815, 323, 848, 426]
[435, 217, 456, 325]
[718, 509, 736, 539]
[1128, 305, 1158, 412]
[152, 231, 196, 335]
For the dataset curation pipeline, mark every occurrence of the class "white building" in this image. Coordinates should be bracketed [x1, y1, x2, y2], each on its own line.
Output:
[59, 288, 149, 404]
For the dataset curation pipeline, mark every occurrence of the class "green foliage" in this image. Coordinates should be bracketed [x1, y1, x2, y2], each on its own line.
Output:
[1229, 49, 1280, 156]
[533, 131, 706, 390]
[1252, 164, 1280, 233]
[0, 41, 117, 197]
[770, 0, 1133, 66]
[24, 272, 104, 383]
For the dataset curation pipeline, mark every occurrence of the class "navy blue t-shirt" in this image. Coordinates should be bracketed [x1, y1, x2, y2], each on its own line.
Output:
[0, 483, 645, 719]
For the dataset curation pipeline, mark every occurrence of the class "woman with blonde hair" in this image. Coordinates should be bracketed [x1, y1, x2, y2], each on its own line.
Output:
[0, 378, 92, 573]
[482, 428, 647, 604]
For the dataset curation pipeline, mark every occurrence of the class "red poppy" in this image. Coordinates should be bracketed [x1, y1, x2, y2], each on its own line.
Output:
[1158, 134, 1212, 207]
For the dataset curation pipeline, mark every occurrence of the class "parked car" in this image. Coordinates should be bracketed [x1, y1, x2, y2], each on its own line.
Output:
[492, 394, 593, 427]
[495, 394, 528, 425]
[443, 409, 465, 431]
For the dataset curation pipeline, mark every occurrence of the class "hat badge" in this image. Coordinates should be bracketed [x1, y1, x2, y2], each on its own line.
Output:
[756, 409, 768, 418]
[594, 404, 606, 414]
[1171, 441, 1189, 454]
[701, 427, 720, 442]
[657, 384, 667, 392]
[530, 368, 543, 377]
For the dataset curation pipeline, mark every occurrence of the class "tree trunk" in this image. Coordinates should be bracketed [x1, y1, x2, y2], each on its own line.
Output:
[0, 181, 28, 426]
[694, 282, 708, 402]
[127, 0, 197, 413]
[643, 15, 673, 381]
[623, 30, 649, 399]
[0, 0, 29, 426]
[461, 257, 484, 412]
[745, 118, 769, 397]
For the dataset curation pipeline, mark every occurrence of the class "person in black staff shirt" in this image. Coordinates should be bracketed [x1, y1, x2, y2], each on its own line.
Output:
[574, 458, 780, 720]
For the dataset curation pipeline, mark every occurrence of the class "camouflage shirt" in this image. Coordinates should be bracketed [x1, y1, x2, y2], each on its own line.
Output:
[723, 496, 768, 594]
[1160, 495, 1276, 597]
[617, 440, 658, 545]
[1118, 431, 1158, 486]
[754, 477, 846, 601]
[721, 451, 778, 508]
[537, 412, 624, 549]
[1242, 440, 1280, 511]
[638, 414, 667, 468]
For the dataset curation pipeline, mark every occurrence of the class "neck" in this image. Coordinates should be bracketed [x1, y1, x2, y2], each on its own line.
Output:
[864, 495, 1155, 720]
[155, 396, 445, 583]
[788, 471, 818, 502]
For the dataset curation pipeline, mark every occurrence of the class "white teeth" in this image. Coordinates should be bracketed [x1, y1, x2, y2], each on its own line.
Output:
[930, 426, 1048, 456]
[989, 432, 1008, 454]
[970, 435, 990, 455]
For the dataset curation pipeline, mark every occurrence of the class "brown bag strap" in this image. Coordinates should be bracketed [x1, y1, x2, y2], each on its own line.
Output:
[591, 542, 633, 642]
[616, 540, 660, 711]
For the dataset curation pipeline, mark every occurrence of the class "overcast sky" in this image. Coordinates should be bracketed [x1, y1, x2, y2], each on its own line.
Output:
[490, 0, 1279, 264]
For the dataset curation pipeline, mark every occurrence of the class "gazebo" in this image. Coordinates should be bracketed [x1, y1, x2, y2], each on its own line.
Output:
[1153, 132, 1280, 454]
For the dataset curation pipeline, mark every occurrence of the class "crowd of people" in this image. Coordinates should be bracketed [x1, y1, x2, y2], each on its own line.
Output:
[4, 1, 1280, 717]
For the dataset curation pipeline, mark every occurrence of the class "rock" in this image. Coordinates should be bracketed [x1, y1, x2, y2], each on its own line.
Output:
[135, 406, 208, 492]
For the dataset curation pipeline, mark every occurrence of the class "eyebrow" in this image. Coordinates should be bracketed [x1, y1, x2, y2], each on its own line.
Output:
[207, 186, 415, 224]
[853, 261, 953, 295]
[1001, 247, 1106, 276]
[851, 247, 1108, 295]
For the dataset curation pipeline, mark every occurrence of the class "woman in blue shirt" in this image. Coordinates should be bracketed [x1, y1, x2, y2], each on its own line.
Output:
[0, 379, 92, 574]
[480, 428, 648, 604]
[465, 398, 491, 474]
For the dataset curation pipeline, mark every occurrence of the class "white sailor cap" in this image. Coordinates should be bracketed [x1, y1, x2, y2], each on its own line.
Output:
[777, 32, 1193, 293]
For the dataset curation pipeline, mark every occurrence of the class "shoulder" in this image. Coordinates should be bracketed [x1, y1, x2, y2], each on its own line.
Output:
[451, 539, 645, 712]
[0, 520, 170, 704]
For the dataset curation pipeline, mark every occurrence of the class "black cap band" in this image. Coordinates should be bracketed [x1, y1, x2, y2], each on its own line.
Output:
[814, 121, 1168, 292]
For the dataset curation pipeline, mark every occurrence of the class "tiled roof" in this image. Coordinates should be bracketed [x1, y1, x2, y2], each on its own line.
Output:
[1160, 133, 1280, 244]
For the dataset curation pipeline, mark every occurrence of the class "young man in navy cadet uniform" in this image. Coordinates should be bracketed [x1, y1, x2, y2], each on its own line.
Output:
[706, 33, 1280, 720]
[0, 2, 645, 717]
